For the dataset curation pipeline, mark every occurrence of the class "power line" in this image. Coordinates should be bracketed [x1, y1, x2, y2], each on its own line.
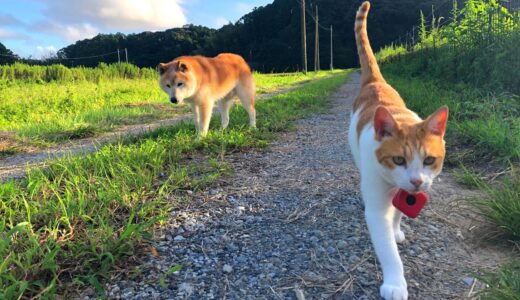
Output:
[0, 49, 126, 62]
[308, 7, 330, 31]
[58, 51, 119, 60]
[295, 0, 330, 31]
[294, 0, 359, 71]
[0, 53, 20, 58]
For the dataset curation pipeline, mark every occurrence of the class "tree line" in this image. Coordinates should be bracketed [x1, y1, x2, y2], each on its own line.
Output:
[1, 0, 453, 72]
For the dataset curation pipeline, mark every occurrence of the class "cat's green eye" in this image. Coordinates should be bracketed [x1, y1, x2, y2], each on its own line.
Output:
[392, 156, 406, 166]
[423, 156, 436, 166]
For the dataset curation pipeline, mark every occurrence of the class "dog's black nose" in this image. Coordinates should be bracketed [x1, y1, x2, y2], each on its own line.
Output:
[170, 97, 177, 104]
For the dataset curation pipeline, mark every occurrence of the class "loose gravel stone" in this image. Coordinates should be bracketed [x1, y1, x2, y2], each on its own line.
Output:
[178, 282, 193, 294]
[462, 277, 475, 285]
[222, 264, 233, 273]
[173, 235, 185, 242]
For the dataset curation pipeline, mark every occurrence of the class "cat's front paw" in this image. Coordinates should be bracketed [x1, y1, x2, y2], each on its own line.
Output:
[394, 230, 405, 243]
[380, 283, 408, 300]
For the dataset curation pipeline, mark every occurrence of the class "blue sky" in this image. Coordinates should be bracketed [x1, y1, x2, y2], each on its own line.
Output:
[0, 0, 273, 59]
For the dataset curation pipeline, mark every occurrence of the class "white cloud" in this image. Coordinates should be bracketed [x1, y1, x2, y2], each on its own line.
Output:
[63, 24, 99, 42]
[40, 0, 187, 33]
[34, 45, 57, 59]
[215, 17, 229, 28]
[29, 20, 98, 43]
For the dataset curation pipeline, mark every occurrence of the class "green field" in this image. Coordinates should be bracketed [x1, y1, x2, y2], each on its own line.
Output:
[0, 63, 338, 154]
[0, 67, 350, 298]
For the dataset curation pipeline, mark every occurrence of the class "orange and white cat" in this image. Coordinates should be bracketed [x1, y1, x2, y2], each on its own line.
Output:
[348, 2, 449, 300]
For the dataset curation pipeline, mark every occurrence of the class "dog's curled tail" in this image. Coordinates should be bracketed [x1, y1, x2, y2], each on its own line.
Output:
[354, 1, 385, 86]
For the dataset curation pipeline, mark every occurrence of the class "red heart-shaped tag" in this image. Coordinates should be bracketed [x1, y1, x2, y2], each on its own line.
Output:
[392, 189, 429, 218]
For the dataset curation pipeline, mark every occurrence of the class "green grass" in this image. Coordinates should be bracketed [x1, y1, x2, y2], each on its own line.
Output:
[453, 165, 483, 189]
[0, 64, 341, 151]
[0, 70, 351, 298]
[376, 0, 520, 94]
[382, 69, 520, 164]
[477, 262, 520, 300]
[0, 62, 156, 82]
[254, 70, 344, 94]
[0, 77, 176, 144]
[468, 167, 520, 241]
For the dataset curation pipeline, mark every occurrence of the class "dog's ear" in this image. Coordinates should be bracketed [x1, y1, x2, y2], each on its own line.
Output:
[158, 63, 168, 75]
[176, 61, 188, 73]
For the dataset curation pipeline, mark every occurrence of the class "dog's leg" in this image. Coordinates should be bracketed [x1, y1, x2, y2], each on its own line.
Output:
[236, 77, 256, 128]
[219, 94, 235, 129]
[191, 103, 201, 133]
[198, 101, 214, 138]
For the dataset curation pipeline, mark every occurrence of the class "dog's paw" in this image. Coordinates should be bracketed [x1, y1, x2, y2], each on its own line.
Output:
[380, 283, 408, 300]
[395, 230, 405, 243]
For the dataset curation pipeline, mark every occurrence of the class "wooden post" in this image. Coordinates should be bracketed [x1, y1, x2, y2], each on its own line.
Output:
[330, 25, 333, 71]
[314, 5, 320, 71]
[316, 5, 321, 71]
[124, 48, 128, 63]
[117, 48, 120, 63]
[300, 0, 307, 74]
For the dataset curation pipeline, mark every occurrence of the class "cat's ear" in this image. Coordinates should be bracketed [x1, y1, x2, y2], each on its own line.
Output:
[374, 106, 397, 141]
[425, 106, 449, 136]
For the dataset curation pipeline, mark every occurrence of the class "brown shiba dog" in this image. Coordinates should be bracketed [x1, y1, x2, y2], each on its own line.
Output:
[158, 53, 256, 138]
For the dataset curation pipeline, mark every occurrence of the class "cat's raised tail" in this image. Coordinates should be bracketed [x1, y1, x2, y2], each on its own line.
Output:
[355, 1, 385, 86]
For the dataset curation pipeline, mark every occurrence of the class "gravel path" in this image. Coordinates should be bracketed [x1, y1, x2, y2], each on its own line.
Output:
[99, 72, 503, 300]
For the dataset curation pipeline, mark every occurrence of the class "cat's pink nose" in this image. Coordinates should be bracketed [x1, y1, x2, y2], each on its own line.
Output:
[410, 178, 423, 188]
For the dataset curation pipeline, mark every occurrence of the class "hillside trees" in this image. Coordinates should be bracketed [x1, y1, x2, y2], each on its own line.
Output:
[0, 42, 17, 64]
[57, 25, 216, 67]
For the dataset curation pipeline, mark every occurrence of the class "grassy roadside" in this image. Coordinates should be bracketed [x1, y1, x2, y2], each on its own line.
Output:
[477, 262, 520, 300]
[0, 66, 339, 153]
[254, 70, 344, 94]
[0, 70, 351, 299]
[382, 68, 520, 298]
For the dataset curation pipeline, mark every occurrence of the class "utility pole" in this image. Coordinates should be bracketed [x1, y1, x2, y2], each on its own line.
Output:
[314, 5, 320, 72]
[124, 48, 128, 63]
[300, 0, 307, 74]
[117, 48, 121, 63]
[330, 25, 333, 71]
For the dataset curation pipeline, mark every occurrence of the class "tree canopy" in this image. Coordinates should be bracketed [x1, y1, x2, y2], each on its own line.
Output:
[0, 42, 17, 64]
[57, 26, 216, 68]
[7, 0, 455, 71]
